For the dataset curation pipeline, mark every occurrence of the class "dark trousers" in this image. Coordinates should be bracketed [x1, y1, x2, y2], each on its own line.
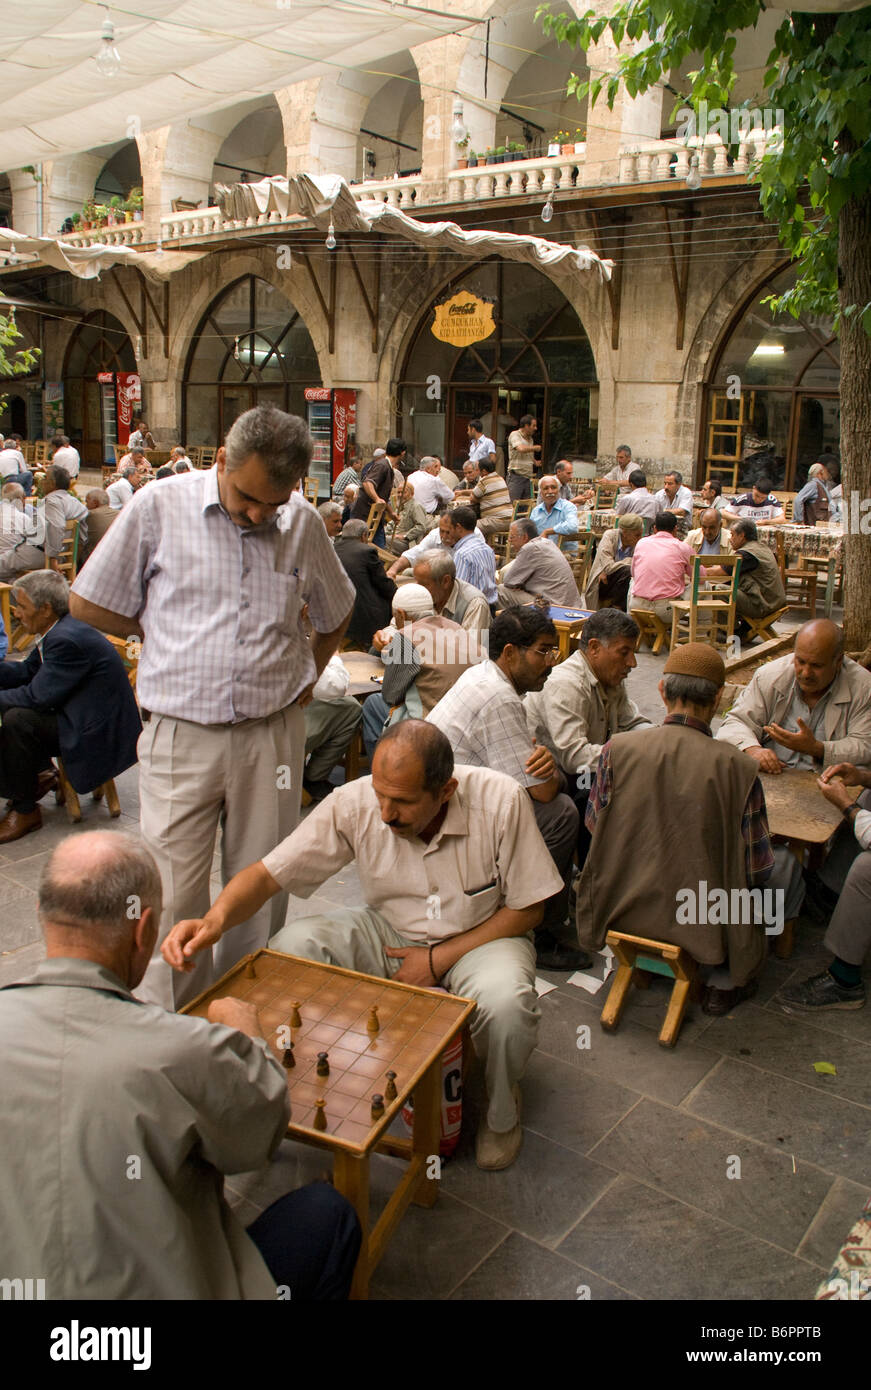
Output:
[597, 568, 631, 611]
[246, 1181, 362, 1301]
[532, 793, 580, 932]
[507, 472, 532, 503]
[372, 523, 386, 549]
[563, 777, 593, 867]
[0, 707, 59, 812]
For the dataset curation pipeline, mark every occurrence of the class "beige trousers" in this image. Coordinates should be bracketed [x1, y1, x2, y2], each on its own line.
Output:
[271, 907, 539, 1132]
[136, 706, 304, 1010]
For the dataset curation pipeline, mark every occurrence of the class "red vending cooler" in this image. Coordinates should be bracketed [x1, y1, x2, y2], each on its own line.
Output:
[304, 388, 357, 499]
[96, 371, 141, 464]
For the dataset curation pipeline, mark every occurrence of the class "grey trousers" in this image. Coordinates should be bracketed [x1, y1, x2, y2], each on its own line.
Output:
[0, 543, 45, 578]
[497, 584, 538, 609]
[507, 472, 532, 503]
[271, 907, 539, 1132]
[825, 851, 871, 966]
[304, 696, 362, 782]
[136, 706, 304, 1010]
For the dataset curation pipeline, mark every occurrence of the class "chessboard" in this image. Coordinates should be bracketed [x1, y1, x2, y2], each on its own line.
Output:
[182, 949, 475, 1156]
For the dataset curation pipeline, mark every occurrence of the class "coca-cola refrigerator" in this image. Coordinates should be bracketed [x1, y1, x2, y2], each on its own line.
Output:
[304, 387, 357, 498]
[96, 370, 141, 464]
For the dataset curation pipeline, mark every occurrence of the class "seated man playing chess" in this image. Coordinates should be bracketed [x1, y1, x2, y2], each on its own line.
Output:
[162, 720, 563, 1172]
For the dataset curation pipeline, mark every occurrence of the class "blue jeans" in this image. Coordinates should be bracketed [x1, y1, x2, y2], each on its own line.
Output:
[361, 691, 390, 758]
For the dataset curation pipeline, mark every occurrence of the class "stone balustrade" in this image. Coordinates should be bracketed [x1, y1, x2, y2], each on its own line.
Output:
[617, 129, 781, 184]
[59, 222, 147, 248]
[447, 150, 585, 203]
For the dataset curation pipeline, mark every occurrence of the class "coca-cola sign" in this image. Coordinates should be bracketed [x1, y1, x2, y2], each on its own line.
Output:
[304, 387, 331, 401]
[332, 389, 356, 476]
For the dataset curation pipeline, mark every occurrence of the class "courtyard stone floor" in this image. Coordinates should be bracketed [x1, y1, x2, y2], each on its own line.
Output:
[2, 618, 867, 1301]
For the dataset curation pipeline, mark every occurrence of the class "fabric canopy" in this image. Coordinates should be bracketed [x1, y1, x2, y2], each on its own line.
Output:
[0, 228, 205, 282]
[215, 174, 613, 282]
[0, 0, 477, 170]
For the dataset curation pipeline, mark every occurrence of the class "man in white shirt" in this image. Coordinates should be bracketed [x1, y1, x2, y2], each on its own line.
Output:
[0, 436, 32, 495]
[169, 446, 194, 473]
[466, 419, 496, 468]
[653, 470, 694, 519]
[0, 481, 45, 577]
[50, 435, 80, 479]
[106, 465, 139, 509]
[302, 653, 363, 802]
[614, 470, 659, 523]
[70, 406, 355, 1011]
[601, 444, 636, 490]
[160, 719, 564, 1171]
[405, 457, 455, 515]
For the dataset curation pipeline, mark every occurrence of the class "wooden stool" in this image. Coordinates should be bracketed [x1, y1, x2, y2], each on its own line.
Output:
[631, 608, 668, 654]
[601, 931, 699, 1048]
[744, 606, 788, 643]
[55, 760, 121, 824]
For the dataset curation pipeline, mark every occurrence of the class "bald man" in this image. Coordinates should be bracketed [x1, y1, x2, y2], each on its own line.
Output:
[0, 831, 359, 1299]
[686, 508, 726, 556]
[717, 620, 871, 773]
[161, 720, 563, 1171]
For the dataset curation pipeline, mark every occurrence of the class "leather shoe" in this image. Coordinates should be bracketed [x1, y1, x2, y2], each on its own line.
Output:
[476, 1085, 523, 1171]
[35, 768, 58, 802]
[0, 807, 42, 844]
[702, 979, 758, 1016]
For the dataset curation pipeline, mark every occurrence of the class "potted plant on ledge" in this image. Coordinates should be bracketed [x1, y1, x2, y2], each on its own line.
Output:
[126, 187, 144, 221]
[547, 133, 561, 157]
[476, 150, 487, 167]
[455, 134, 470, 169]
[574, 129, 586, 154]
[80, 199, 95, 231]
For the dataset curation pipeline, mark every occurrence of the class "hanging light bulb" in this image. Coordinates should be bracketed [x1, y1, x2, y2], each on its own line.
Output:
[95, 9, 122, 78]
[325, 221, 337, 251]
[685, 153, 702, 191]
[233, 335, 240, 361]
[450, 101, 467, 145]
[540, 194, 554, 224]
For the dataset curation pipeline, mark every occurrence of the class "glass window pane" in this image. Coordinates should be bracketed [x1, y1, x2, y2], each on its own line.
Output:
[546, 388, 596, 464]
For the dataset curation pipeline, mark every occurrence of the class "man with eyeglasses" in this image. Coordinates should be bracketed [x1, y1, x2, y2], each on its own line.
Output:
[427, 608, 586, 972]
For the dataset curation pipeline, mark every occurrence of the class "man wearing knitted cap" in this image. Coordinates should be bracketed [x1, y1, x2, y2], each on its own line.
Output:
[361, 584, 485, 756]
[576, 642, 803, 1015]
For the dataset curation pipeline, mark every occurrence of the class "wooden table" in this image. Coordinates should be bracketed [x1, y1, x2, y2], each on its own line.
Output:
[340, 650, 385, 699]
[546, 605, 592, 662]
[764, 767, 862, 957]
[182, 949, 475, 1299]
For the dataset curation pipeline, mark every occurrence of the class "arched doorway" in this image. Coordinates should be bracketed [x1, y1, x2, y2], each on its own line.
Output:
[397, 260, 598, 470]
[183, 275, 321, 444]
[703, 264, 840, 491]
[63, 310, 137, 465]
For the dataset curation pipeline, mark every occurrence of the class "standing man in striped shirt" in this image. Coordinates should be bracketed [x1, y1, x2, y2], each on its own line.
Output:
[70, 406, 355, 1009]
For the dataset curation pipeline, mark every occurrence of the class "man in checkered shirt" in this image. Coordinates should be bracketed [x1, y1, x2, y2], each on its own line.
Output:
[71, 406, 354, 1009]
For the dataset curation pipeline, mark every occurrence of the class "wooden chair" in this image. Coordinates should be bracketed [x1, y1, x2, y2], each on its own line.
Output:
[302, 476, 319, 506]
[47, 519, 80, 582]
[669, 553, 742, 651]
[776, 532, 817, 616]
[365, 501, 386, 542]
[33, 440, 51, 466]
[744, 606, 789, 643]
[512, 499, 533, 521]
[594, 483, 618, 509]
[631, 607, 669, 654]
[569, 532, 595, 594]
[199, 447, 217, 468]
[600, 931, 700, 1048]
[55, 635, 139, 824]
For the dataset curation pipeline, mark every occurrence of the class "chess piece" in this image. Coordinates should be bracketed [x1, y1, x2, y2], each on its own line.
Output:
[244, 958, 256, 979]
[282, 1043, 295, 1069]
[366, 1005, 380, 1035]
[371, 1093, 385, 1120]
[289, 1002, 302, 1029]
[313, 1098, 327, 1131]
[385, 1070, 397, 1102]
[316, 1051, 330, 1077]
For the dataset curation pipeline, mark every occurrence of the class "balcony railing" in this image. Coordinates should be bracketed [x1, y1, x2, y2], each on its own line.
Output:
[55, 131, 780, 249]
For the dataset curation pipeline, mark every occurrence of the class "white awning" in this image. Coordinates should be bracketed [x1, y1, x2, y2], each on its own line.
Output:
[214, 174, 613, 281]
[0, 0, 478, 170]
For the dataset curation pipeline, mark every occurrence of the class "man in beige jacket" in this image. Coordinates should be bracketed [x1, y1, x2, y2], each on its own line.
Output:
[716, 620, 871, 773]
[584, 515, 643, 610]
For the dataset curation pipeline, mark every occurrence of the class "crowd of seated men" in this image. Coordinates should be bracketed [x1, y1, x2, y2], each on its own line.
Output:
[0, 413, 866, 1302]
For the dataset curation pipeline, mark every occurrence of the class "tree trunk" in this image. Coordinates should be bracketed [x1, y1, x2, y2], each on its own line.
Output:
[838, 185, 871, 651]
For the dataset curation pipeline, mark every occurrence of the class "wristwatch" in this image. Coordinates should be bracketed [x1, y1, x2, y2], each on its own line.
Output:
[842, 803, 858, 821]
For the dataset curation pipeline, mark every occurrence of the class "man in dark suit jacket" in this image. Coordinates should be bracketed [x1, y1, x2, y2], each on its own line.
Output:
[333, 519, 396, 648]
[0, 571, 141, 844]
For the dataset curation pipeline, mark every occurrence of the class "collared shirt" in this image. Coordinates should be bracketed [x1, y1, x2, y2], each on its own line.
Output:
[765, 681, 833, 768]
[699, 533, 724, 555]
[427, 660, 546, 787]
[43, 488, 88, 558]
[452, 530, 497, 603]
[51, 445, 81, 478]
[442, 578, 492, 631]
[71, 466, 355, 724]
[586, 715, 774, 887]
[472, 473, 512, 521]
[601, 461, 636, 486]
[0, 498, 44, 551]
[507, 429, 535, 477]
[529, 498, 579, 551]
[406, 469, 455, 514]
[525, 648, 651, 773]
[792, 478, 830, 525]
[106, 477, 134, 509]
[262, 765, 563, 943]
[0, 448, 27, 478]
[0, 956, 289, 1299]
[615, 487, 658, 522]
[630, 531, 693, 599]
[653, 484, 694, 517]
[501, 535, 581, 607]
[468, 434, 496, 464]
